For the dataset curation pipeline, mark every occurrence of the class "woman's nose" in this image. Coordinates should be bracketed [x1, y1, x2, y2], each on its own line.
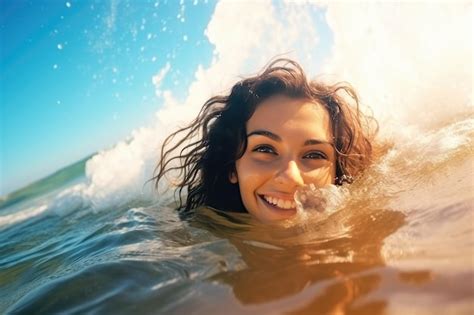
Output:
[274, 160, 304, 188]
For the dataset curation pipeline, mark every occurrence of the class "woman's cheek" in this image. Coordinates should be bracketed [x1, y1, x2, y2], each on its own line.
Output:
[305, 165, 335, 186]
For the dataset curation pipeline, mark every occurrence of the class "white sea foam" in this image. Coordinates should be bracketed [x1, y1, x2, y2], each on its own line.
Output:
[0, 183, 90, 230]
[321, 1, 472, 133]
[294, 184, 348, 218]
[0, 204, 49, 229]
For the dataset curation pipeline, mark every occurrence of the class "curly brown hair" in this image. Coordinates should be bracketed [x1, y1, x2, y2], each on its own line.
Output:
[153, 59, 377, 212]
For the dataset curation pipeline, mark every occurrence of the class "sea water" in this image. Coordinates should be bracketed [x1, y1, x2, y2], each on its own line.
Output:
[0, 115, 472, 314]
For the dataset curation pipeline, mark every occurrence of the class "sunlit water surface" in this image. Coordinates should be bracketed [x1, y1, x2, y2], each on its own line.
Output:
[0, 117, 473, 314]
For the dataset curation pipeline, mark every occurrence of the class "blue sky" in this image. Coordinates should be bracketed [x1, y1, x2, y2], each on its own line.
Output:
[1, 0, 218, 195]
[1, 0, 334, 196]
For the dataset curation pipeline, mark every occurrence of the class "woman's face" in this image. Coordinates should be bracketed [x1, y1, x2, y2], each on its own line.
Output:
[231, 95, 336, 222]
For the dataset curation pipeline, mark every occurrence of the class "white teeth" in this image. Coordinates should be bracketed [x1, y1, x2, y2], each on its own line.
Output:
[277, 199, 285, 208]
[263, 195, 296, 209]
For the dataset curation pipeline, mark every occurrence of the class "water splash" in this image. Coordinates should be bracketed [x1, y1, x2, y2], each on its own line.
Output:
[294, 183, 349, 220]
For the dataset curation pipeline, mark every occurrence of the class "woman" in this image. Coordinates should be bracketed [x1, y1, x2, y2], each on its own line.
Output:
[153, 58, 376, 222]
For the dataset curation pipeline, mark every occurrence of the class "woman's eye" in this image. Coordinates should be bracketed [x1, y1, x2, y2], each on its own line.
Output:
[252, 145, 276, 155]
[303, 151, 327, 160]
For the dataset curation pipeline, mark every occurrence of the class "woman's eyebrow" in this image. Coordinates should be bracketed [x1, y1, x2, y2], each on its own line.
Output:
[304, 139, 334, 146]
[247, 130, 333, 146]
[247, 130, 281, 141]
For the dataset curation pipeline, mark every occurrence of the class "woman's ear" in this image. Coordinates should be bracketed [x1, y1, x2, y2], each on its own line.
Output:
[229, 171, 238, 184]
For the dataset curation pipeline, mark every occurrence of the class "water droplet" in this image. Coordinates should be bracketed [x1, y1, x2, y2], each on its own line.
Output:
[53, 64, 58, 69]
[57, 44, 63, 50]
[66, 2, 71, 8]
[183, 35, 188, 41]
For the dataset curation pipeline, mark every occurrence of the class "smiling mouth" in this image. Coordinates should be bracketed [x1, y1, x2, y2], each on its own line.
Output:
[259, 194, 296, 211]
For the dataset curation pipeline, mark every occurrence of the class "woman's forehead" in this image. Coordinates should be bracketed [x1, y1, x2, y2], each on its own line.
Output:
[247, 96, 332, 139]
